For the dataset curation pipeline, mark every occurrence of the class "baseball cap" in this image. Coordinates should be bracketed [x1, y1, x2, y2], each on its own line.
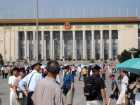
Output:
[31, 62, 42, 69]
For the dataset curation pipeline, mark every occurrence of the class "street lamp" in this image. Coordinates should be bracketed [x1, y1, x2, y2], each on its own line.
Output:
[34, 0, 39, 61]
[127, 48, 137, 58]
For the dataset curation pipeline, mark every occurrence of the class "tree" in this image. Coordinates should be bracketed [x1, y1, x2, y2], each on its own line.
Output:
[118, 48, 140, 63]
[0, 54, 4, 66]
[118, 50, 131, 63]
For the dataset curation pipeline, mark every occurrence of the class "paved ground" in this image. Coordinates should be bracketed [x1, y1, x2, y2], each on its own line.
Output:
[0, 73, 115, 105]
[0, 77, 9, 105]
[0, 75, 86, 105]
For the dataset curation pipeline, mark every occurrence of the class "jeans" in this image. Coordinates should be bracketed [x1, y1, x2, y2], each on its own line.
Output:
[27, 92, 34, 105]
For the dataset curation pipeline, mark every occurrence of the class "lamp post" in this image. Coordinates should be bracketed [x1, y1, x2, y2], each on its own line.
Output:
[128, 48, 137, 58]
[34, 0, 39, 61]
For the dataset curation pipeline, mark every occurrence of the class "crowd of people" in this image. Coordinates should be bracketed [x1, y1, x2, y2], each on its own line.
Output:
[0, 61, 140, 105]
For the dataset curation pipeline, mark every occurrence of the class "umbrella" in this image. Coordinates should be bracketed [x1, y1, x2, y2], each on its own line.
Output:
[116, 58, 140, 75]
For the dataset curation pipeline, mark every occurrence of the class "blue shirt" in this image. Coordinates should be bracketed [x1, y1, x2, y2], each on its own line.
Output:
[19, 70, 42, 92]
[63, 72, 74, 89]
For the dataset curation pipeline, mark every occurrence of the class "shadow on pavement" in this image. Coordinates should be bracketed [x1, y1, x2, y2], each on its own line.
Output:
[0, 93, 5, 95]
[0, 97, 2, 105]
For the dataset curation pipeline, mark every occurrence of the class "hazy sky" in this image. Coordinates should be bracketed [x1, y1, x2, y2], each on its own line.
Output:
[0, 0, 140, 19]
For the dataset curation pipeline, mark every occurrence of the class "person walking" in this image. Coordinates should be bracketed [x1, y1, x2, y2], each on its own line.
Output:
[32, 60, 63, 105]
[16, 68, 27, 105]
[4, 65, 9, 79]
[8, 67, 19, 105]
[116, 70, 129, 105]
[19, 63, 42, 105]
[108, 74, 119, 105]
[1, 65, 5, 79]
[81, 66, 88, 81]
[62, 66, 75, 105]
[84, 65, 108, 105]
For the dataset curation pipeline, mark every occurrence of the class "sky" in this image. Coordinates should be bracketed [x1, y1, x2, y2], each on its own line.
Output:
[0, 0, 140, 19]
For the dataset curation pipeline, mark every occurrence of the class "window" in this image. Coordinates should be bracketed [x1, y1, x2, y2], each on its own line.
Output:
[138, 29, 140, 37]
[103, 30, 109, 39]
[18, 31, 24, 40]
[94, 30, 100, 39]
[27, 31, 33, 40]
[44, 31, 50, 59]
[53, 31, 60, 60]
[38, 31, 42, 40]
[112, 30, 118, 39]
[75, 31, 83, 60]
[85, 31, 92, 60]
[44, 31, 50, 40]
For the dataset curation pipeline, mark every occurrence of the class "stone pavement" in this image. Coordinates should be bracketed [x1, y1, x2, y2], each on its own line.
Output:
[0, 75, 86, 105]
[0, 74, 115, 105]
[0, 77, 9, 105]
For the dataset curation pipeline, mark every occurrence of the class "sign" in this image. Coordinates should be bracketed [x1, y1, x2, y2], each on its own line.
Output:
[64, 22, 71, 30]
[12, 24, 138, 31]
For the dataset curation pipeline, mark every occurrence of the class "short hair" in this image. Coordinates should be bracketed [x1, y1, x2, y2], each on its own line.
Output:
[47, 60, 60, 73]
[12, 67, 19, 71]
[47, 60, 59, 67]
[109, 74, 115, 78]
[63, 65, 69, 70]
[93, 65, 101, 71]
[11, 67, 19, 75]
[121, 70, 127, 74]
[19, 67, 26, 74]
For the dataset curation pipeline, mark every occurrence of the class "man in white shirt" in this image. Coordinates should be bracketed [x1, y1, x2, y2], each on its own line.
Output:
[117, 70, 129, 105]
[19, 63, 42, 105]
[8, 67, 19, 105]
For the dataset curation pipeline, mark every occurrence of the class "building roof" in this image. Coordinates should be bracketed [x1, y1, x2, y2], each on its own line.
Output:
[0, 17, 140, 25]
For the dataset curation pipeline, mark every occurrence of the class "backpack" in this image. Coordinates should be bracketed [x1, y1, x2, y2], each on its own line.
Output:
[84, 76, 98, 100]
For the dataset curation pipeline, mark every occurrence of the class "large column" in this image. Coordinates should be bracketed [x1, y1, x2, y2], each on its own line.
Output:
[33, 31, 36, 60]
[91, 30, 95, 59]
[50, 31, 53, 59]
[24, 31, 27, 59]
[62, 39, 65, 60]
[44, 40, 46, 60]
[16, 31, 19, 60]
[100, 30, 104, 59]
[43, 32, 46, 61]
[27, 38, 29, 61]
[109, 30, 112, 59]
[35, 31, 38, 61]
[83, 31, 86, 59]
[72, 31, 76, 60]
[41, 31, 44, 60]
[60, 31, 63, 60]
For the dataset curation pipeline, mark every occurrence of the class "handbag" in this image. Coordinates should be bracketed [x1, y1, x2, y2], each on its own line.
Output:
[16, 91, 24, 99]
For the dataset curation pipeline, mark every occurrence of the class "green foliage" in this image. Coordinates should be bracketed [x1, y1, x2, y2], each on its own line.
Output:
[118, 48, 140, 63]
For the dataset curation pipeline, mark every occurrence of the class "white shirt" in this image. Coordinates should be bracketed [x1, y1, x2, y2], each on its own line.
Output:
[1, 67, 4, 71]
[8, 76, 17, 92]
[77, 67, 81, 73]
[19, 70, 42, 92]
[121, 75, 129, 92]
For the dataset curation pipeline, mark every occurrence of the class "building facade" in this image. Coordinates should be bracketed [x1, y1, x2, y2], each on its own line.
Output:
[0, 17, 140, 62]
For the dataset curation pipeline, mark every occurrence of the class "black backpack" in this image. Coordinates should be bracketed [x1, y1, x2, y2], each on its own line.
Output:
[84, 76, 98, 100]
